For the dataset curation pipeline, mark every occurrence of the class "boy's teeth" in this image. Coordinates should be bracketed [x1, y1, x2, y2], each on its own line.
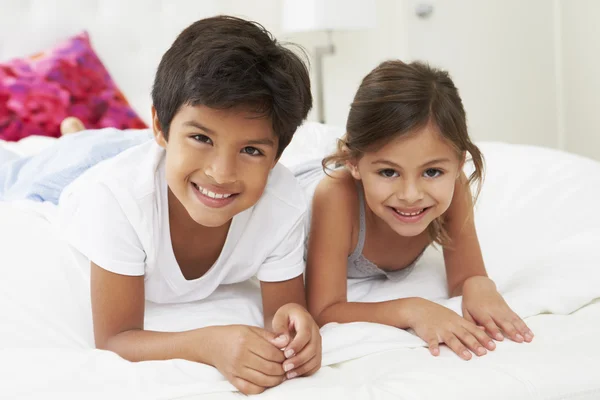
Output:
[196, 185, 232, 199]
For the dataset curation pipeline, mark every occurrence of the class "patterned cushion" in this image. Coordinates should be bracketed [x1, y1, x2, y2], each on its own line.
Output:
[0, 32, 146, 141]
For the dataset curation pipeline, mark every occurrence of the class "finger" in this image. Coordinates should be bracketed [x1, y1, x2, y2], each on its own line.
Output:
[283, 338, 319, 373]
[463, 308, 475, 324]
[444, 333, 472, 360]
[465, 321, 496, 351]
[271, 309, 293, 340]
[231, 376, 266, 396]
[427, 338, 440, 356]
[250, 329, 286, 362]
[456, 327, 488, 357]
[245, 353, 285, 377]
[493, 316, 524, 343]
[287, 353, 320, 379]
[511, 315, 534, 342]
[478, 317, 504, 342]
[240, 367, 286, 388]
[283, 323, 312, 359]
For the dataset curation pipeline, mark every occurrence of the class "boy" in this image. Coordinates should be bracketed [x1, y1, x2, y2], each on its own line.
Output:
[57, 16, 320, 395]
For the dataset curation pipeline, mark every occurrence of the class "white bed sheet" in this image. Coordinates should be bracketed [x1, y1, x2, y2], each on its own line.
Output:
[2, 126, 600, 399]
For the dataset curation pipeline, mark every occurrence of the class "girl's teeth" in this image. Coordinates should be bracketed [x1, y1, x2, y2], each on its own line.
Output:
[397, 209, 424, 216]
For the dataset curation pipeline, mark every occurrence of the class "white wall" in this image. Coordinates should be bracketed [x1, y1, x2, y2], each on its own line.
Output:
[560, 0, 600, 161]
[1, 0, 598, 160]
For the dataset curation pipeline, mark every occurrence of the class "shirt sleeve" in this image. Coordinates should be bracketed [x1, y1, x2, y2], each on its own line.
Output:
[256, 213, 307, 282]
[59, 182, 146, 276]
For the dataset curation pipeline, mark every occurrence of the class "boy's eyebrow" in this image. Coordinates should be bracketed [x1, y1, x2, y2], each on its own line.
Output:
[371, 158, 451, 168]
[183, 120, 215, 134]
[183, 120, 275, 147]
[245, 138, 275, 147]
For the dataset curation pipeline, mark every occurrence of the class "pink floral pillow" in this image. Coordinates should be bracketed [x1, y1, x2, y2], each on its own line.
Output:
[0, 32, 147, 141]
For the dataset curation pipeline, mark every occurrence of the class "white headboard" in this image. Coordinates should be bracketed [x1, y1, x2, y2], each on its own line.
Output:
[0, 0, 239, 125]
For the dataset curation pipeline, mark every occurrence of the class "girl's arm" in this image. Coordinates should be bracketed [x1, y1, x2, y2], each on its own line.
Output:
[306, 174, 495, 360]
[305, 175, 419, 329]
[443, 173, 488, 297]
[443, 174, 533, 343]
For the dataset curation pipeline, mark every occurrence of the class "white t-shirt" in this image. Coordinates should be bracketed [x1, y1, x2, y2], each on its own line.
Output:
[58, 138, 307, 304]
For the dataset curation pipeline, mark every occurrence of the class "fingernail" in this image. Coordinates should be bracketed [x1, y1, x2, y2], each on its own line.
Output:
[287, 371, 297, 379]
[276, 335, 287, 341]
[477, 347, 487, 356]
[284, 349, 295, 358]
[515, 334, 524, 342]
[495, 333, 504, 341]
[524, 333, 533, 342]
[284, 363, 294, 372]
[462, 350, 471, 359]
[488, 341, 496, 349]
[528, 330, 535, 337]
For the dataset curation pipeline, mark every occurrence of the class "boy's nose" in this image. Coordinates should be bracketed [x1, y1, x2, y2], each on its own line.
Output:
[205, 155, 237, 184]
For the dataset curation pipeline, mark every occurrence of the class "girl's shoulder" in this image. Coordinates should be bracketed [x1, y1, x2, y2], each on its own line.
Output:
[313, 168, 360, 210]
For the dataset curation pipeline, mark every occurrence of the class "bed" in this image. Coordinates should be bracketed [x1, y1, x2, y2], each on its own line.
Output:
[2, 125, 600, 399]
[2, 2, 600, 398]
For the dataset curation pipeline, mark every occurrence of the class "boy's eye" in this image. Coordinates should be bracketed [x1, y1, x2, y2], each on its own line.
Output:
[379, 169, 398, 178]
[192, 134, 212, 144]
[241, 146, 263, 156]
[424, 168, 442, 178]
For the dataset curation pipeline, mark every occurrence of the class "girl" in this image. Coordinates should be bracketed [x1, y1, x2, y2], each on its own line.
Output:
[304, 60, 533, 360]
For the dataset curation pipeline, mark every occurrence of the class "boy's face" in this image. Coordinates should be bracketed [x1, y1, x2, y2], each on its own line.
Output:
[153, 104, 279, 228]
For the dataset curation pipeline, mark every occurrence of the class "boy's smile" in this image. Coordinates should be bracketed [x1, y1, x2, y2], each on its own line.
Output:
[153, 104, 278, 228]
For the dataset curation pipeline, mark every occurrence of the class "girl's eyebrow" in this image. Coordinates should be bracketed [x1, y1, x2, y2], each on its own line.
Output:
[371, 158, 451, 168]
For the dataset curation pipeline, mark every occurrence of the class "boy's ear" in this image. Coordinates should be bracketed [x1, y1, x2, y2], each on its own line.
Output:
[151, 106, 167, 148]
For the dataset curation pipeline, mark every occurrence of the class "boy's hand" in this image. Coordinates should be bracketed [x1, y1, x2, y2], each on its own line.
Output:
[462, 276, 534, 343]
[208, 325, 288, 395]
[272, 303, 322, 379]
[406, 298, 496, 360]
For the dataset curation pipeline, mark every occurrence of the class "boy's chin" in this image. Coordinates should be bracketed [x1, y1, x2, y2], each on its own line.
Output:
[187, 209, 234, 228]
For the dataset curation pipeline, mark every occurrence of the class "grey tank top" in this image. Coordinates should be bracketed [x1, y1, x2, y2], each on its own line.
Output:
[347, 183, 423, 281]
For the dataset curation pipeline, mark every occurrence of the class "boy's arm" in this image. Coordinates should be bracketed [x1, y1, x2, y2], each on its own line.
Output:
[91, 261, 217, 363]
[92, 262, 288, 394]
[260, 276, 321, 379]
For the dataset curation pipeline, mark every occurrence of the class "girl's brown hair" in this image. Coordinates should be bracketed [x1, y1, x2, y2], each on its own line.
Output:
[323, 60, 484, 245]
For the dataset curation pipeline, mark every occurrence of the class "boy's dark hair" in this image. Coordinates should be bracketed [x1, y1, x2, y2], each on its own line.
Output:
[152, 15, 312, 157]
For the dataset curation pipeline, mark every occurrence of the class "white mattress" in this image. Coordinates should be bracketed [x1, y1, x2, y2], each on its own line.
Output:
[2, 126, 600, 399]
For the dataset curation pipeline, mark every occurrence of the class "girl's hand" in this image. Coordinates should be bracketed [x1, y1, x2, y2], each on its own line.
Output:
[461, 276, 534, 343]
[406, 298, 496, 360]
[272, 303, 322, 379]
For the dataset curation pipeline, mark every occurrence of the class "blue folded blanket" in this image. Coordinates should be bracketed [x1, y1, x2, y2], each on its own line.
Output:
[0, 128, 151, 204]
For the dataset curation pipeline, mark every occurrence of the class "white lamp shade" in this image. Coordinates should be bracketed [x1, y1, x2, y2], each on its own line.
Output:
[281, 0, 376, 33]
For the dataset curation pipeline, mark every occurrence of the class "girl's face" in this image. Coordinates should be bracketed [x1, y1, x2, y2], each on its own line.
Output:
[349, 122, 464, 238]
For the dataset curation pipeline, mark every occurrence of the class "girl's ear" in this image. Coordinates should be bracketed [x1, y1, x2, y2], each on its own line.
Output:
[152, 106, 168, 148]
[457, 151, 467, 178]
[346, 159, 361, 180]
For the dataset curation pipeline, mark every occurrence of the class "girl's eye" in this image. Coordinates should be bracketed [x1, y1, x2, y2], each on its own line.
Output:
[379, 169, 399, 178]
[241, 146, 263, 156]
[424, 168, 442, 178]
[192, 134, 212, 144]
